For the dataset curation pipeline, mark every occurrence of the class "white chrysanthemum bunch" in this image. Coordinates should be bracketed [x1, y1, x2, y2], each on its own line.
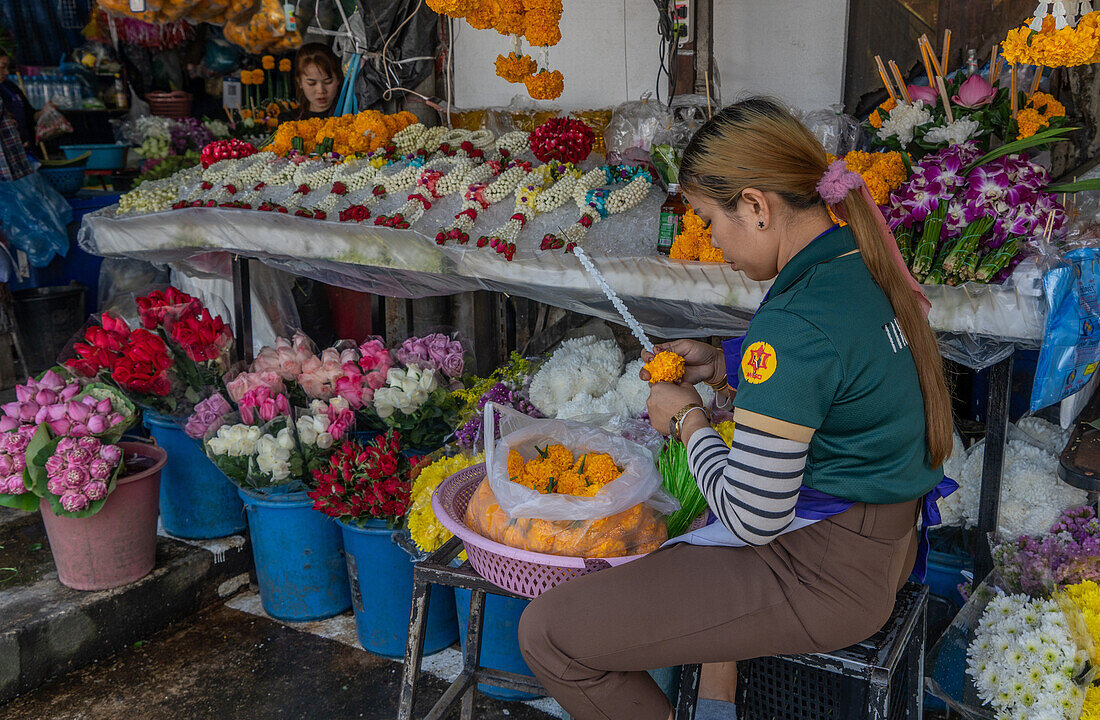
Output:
[967, 592, 1087, 720]
[923, 118, 981, 146]
[878, 100, 933, 147]
[529, 337, 624, 417]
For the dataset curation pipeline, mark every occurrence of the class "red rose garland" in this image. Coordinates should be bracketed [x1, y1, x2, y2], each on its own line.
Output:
[200, 139, 259, 169]
[529, 118, 594, 164]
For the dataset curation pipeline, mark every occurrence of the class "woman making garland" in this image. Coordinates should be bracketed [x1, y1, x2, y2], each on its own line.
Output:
[518, 96, 954, 720]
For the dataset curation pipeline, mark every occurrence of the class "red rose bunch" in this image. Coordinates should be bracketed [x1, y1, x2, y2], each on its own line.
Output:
[170, 308, 233, 363]
[200, 139, 258, 169]
[137, 287, 202, 330]
[338, 204, 372, 223]
[67, 315, 173, 398]
[529, 118, 595, 164]
[308, 431, 412, 525]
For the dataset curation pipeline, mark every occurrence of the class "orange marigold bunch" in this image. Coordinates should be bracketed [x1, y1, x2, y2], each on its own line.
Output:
[495, 0, 526, 36]
[508, 445, 623, 497]
[670, 208, 724, 262]
[267, 110, 417, 157]
[525, 69, 564, 99]
[842, 151, 908, 206]
[1017, 92, 1067, 139]
[495, 52, 537, 83]
[523, 0, 563, 46]
[868, 98, 897, 129]
[1001, 12, 1100, 67]
[643, 351, 685, 384]
[465, 0, 502, 29]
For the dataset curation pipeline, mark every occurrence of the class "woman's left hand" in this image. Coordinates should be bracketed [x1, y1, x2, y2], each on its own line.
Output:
[647, 381, 704, 436]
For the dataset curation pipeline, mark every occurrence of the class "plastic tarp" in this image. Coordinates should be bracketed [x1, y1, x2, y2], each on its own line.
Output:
[79, 199, 1046, 370]
[0, 171, 73, 272]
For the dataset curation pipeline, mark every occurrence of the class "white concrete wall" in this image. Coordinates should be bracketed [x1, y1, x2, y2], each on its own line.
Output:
[451, 0, 850, 112]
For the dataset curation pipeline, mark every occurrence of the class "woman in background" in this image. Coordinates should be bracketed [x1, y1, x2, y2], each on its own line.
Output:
[294, 42, 343, 120]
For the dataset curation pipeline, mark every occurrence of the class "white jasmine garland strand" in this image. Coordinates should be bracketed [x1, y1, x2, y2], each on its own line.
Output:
[392, 123, 427, 154]
[572, 245, 655, 352]
[534, 167, 581, 213]
[494, 131, 529, 158]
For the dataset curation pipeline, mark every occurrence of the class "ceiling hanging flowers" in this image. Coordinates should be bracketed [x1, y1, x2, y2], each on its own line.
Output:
[429, 0, 565, 100]
[1001, 2, 1100, 67]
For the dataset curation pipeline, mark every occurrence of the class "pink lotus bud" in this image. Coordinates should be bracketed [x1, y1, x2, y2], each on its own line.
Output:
[69, 423, 89, 438]
[60, 492, 90, 512]
[100, 445, 122, 465]
[35, 389, 57, 406]
[0, 454, 12, 475]
[90, 458, 111, 479]
[20, 404, 39, 422]
[87, 415, 108, 435]
[34, 407, 49, 425]
[60, 385, 81, 401]
[14, 385, 32, 403]
[64, 465, 90, 488]
[47, 477, 66, 495]
[96, 398, 113, 414]
[45, 454, 64, 475]
[84, 481, 108, 501]
[47, 404, 67, 422]
[906, 84, 939, 106]
[81, 395, 97, 407]
[40, 370, 65, 390]
[106, 413, 124, 427]
[48, 418, 72, 436]
[0, 417, 18, 433]
[67, 401, 91, 422]
[56, 437, 77, 453]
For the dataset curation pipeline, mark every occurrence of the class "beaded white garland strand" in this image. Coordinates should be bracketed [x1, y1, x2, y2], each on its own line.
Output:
[572, 245, 655, 353]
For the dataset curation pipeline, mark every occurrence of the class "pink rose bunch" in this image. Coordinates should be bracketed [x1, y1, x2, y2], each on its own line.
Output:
[0, 425, 36, 495]
[185, 393, 233, 439]
[239, 386, 292, 425]
[394, 334, 465, 379]
[251, 332, 315, 381]
[0, 370, 126, 437]
[298, 347, 358, 400]
[328, 341, 392, 410]
[226, 370, 285, 404]
[44, 437, 123, 513]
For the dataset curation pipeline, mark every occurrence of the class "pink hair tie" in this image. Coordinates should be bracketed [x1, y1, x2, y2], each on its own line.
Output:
[817, 159, 865, 205]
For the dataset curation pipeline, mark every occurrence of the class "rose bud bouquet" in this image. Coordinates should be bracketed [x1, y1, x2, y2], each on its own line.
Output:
[296, 398, 355, 474]
[247, 422, 303, 490]
[308, 431, 412, 528]
[372, 363, 459, 451]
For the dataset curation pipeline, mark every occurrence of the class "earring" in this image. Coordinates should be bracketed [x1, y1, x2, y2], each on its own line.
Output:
[758, 221, 765, 229]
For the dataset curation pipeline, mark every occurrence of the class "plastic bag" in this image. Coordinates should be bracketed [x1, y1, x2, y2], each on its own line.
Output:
[0, 172, 72, 268]
[801, 105, 860, 156]
[464, 476, 668, 558]
[605, 93, 672, 168]
[484, 402, 675, 521]
[1030, 247, 1100, 411]
[35, 105, 73, 143]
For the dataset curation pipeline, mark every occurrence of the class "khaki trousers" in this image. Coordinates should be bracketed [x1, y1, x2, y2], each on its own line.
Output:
[517, 500, 921, 720]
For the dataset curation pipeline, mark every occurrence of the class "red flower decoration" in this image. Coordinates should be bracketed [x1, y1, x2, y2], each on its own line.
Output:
[529, 118, 596, 164]
[200, 139, 258, 169]
[307, 432, 411, 523]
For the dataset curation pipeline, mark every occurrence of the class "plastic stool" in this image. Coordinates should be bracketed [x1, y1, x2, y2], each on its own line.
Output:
[397, 536, 702, 720]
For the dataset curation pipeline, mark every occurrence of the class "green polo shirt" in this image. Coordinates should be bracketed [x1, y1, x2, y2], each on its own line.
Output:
[732, 225, 942, 504]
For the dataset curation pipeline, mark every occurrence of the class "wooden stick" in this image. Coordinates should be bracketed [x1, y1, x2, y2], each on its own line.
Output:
[1010, 64, 1018, 117]
[1029, 67, 1043, 97]
[990, 46, 999, 84]
[922, 35, 944, 78]
[920, 41, 936, 86]
[890, 60, 912, 103]
[875, 55, 898, 102]
[936, 76, 955, 123]
[704, 70, 713, 118]
[941, 29, 952, 71]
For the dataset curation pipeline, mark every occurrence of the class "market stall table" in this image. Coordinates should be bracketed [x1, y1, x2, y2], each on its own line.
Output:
[79, 207, 1030, 581]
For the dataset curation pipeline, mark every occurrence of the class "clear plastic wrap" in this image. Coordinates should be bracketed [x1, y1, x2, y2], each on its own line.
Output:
[484, 403, 675, 521]
[801, 105, 861, 156]
[605, 93, 672, 168]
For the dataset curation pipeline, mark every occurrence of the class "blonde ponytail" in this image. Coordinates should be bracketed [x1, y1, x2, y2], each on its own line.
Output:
[680, 97, 953, 466]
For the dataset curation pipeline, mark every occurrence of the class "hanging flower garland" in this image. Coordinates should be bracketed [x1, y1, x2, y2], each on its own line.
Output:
[523, 0, 563, 47]
[525, 69, 565, 100]
[496, 52, 538, 83]
[541, 165, 653, 252]
[1001, 9, 1100, 67]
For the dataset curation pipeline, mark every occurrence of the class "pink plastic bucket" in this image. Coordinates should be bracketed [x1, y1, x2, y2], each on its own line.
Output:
[40, 442, 168, 591]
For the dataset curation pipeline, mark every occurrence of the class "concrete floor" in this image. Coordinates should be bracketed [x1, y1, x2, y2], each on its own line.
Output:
[0, 603, 555, 720]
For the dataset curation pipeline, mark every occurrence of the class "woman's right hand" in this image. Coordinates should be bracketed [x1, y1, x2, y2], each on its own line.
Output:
[640, 339, 722, 385]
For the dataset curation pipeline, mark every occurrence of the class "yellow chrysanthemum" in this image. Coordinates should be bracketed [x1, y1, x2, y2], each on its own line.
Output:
[643, 350, 686, 384]
[408, 452, 484, 554]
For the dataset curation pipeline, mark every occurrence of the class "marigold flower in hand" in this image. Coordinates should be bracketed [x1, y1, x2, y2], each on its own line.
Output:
[643, 351, 685, 384]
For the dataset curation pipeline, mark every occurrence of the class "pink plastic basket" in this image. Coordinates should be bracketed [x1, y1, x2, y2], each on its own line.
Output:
[432, 464, 654, 598]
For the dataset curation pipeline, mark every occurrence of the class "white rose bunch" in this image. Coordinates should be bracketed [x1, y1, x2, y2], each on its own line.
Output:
[207, 423, 262, 457]
[374, 365, 439, 419]
[255, 428, 295, 482]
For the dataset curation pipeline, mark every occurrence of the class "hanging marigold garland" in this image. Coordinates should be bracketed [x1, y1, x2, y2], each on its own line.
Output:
[429, 0, 565, 100]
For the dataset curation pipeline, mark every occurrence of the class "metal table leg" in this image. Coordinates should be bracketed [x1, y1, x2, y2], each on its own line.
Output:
[975, 355, 1013, 583]
[232, 255, 253, 365]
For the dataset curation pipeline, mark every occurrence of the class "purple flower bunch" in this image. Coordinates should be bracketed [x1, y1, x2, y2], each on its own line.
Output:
[395, 333, 465, 380]
[454, 382, 541, 451]
[993, 505, 1100, 596]
[44, 437, 123, 512]
[185, 393, 232, 439]
[0, 425, 36, 495]
[0, 371, 126, 437]
[887, 143, 1066, 246]
[170, 117, 215, 154]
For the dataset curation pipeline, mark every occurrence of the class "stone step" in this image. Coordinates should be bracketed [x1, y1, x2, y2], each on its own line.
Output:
[0, 507, 251, 704]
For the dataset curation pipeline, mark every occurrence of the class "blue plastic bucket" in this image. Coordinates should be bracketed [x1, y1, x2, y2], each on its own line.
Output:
[455, 588, 542, 700]
[926, 548, 970, 608]
[239, 488, 352, 621]
[144, 411, 246, 539]
[338, 519, 458, 658]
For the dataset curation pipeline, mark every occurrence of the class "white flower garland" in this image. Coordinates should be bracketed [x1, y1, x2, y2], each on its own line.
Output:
[392, 123, 427, 154]
[477, 163, 555, 258]
[118, 176, 181, 214]
[547, 166, 653, 252]
[494, 131, 530, 158]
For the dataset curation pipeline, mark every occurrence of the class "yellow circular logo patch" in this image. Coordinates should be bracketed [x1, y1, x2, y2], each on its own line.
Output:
[741, 342, 777, 384]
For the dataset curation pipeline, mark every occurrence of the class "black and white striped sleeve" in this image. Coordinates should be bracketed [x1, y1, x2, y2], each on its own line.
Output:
[685, 425, 809, 546]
